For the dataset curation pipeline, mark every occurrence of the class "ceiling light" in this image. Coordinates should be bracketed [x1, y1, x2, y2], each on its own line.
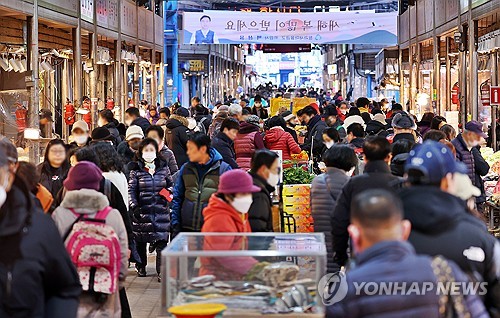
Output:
[0, 56, 10, 71]
[51, 49, 60, 57]
[9, 57, 20, 72]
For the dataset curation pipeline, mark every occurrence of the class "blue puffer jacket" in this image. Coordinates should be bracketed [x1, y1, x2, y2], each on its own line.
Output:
[327, 241, 489, 318]
[452, 134, 475, 184]
[311, 167, 350, 273]
[170, 148, 232, 233]
[128, 159, 173, 242]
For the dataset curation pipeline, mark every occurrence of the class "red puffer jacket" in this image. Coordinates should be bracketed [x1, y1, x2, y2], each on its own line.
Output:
[264, 127, 302, 160]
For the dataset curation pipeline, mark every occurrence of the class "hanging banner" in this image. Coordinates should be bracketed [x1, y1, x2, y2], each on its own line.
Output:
[183, 10, 397, 45]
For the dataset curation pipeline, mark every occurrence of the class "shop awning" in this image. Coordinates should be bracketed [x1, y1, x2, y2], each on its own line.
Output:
[478, 30, 500, 53]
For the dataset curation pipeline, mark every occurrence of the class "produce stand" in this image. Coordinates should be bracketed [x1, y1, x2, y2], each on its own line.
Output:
[479, 147, 500, 237]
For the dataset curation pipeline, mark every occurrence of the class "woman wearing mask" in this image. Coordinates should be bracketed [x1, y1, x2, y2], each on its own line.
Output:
[311, 145, 357, 273]
[146, 125, 179, 176]
[337, 101, 349, 122]
[37, 139, 70, 203]
[129, 138, 174, 281]
[251, 95, 269, 120]
[264, 116, 301, 161]
[322, 127, 341, 149]
[200, 169, 261, 279]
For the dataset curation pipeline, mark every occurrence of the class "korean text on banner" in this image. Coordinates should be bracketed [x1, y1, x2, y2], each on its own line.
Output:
[183, 10, 397, 45]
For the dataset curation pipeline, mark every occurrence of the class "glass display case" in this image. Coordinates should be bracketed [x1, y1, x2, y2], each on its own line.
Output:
[161, 233, 326, 317]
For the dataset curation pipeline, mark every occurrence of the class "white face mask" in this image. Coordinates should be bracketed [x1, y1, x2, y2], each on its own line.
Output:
[346, 167, 355, 177]
[74, 135, 88, 145]
[142, 152, 157, 162]
[125, 119, 133, 126]
[231, 195, 253, 214]
[469, 140, 480, 148]
[267, 171, 280, 188]
[340, 109, 347, 115]
[0, 174, 9, 208]
[324, 141, 334, 149]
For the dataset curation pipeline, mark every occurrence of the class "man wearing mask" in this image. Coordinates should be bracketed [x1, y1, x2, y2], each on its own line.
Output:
[401, 141, 499, 315]
[117, 125, 144, 178]
[323, 105, 346, 141]
[251, 95, 268, 120]
[247, 150, 280, 232]
[125, 107, 151, 134]
[281, 111, 299, 143]
[69, 120, 90, 150]
[0, 144, 82, 317]
[299, 105, 327, 160]
[451, 120, 490, 211]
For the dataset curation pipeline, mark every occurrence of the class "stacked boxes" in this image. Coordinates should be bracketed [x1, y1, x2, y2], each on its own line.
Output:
[282, 184, 313, 233]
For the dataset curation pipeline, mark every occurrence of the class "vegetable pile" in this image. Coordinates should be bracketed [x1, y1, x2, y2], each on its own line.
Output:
[283, 167, 315, 185]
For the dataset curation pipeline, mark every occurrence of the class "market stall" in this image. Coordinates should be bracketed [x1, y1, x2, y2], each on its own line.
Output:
[161, 233, 326, 318]
[479, 147, 500, 237]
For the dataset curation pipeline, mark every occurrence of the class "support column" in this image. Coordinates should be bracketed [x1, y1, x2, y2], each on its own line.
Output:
[114, 39, 122, 120]
[27, 5, 40, 163]
[459, 24, 468, 126]
[73, 7, 82, 106]
[89, 33, 97, 130]
[446, 38, 451, 111]
[491, 50, 498, 150]
[433, 37, 441, 114]
[134, 45, 140, 105]
[468, 19, 478, 120]
[151, 49, 157, 106]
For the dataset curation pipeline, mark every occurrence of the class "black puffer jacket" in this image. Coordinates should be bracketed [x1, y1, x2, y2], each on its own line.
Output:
[165, 115, 190, 168]
[248, 172, 274, 232]
[311, 167, 350, 273]
[128, 159, 174, 243]
[117, 141, 136, 179]
[0, 178, 81, 317]
[131, 116, 151, 134]
[332, 161, 401, 269]
[400, 186, 500, 315]
[211, 131, 238, 169]
[103, 121, 122, 146]
[390, 153, 409, 177]
[37, 162, 70, 208]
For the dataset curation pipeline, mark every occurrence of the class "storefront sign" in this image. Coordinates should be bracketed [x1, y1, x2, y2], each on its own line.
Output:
[183, 10, 397, 45]
[189, 60, 205, 72]
[491, 86, 500, 105]
[97, 0, 107, 25]
[327, 64, 337, 75]
[81, 0, 94, 22]
[107, 0, 119, 30]
[122, 1, 137, 37]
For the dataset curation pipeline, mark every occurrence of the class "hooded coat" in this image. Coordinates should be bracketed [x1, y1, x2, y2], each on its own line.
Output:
[51, 189, 128, 318]
[234, 122, 265, 171]
[400, 186, 500, 314]
[170, 148, 232, 234]
[264, 127, 301, 161]
[311, 167, 350, 273]
[165, 115, 191, 168]
[0, 179, 81, 317]
[327, 241, 489, 318]
[103, 121, 121, 146]
[128, 159, 174, 243]
[200, 194, 257, 280]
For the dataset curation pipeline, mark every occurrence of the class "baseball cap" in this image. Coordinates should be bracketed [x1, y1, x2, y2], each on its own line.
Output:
[126, 125, 144, 141]
[392, 112, 416, 130]
[72, 120, 89, 133]
[405, 140, 467, 184]
[465, 120, 488, 139]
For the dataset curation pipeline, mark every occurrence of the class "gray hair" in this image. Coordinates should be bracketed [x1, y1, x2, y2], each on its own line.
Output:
[228, 104, 242, 116]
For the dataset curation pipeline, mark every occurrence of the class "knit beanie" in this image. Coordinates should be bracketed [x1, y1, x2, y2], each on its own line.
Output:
[63, 161, 102, 191]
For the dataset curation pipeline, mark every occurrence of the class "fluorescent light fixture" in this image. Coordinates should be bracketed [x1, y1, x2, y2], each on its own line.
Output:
[24, 128, 40, 140]
[0, 56, 9, 71]
[17, 58, 26, 72]
[9, 57, 20, 72]
[41, 60, 54, 73]
[51, 49, 60, 57]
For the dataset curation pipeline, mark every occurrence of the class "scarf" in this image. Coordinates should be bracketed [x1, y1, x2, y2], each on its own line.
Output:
[144, 161, 156, 176]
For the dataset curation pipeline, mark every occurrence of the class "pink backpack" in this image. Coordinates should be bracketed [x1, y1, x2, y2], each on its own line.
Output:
[65, 207, 121, 295]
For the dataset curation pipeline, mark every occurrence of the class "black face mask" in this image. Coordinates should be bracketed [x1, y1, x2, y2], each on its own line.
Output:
[129, 141, 141, 151]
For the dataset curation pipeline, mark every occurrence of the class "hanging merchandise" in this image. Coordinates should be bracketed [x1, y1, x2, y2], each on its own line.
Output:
[481, 80, 491, 107]
[64, 99, 76, 125]
[15, 103, 27, 132]
[106, 97, 115, 110]
[451, 82, 460, 105]
[81, 98, 92, 125]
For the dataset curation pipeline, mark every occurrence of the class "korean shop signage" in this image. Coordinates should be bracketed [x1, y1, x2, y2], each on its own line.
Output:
[189, 60, 205, 72]
[183, 10, 397, 45]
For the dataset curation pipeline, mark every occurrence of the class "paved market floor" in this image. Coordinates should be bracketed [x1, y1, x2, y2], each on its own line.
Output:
[125, 254, 162, 318]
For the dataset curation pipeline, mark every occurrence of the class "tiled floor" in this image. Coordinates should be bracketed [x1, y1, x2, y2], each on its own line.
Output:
[124, 254, 162, 318]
